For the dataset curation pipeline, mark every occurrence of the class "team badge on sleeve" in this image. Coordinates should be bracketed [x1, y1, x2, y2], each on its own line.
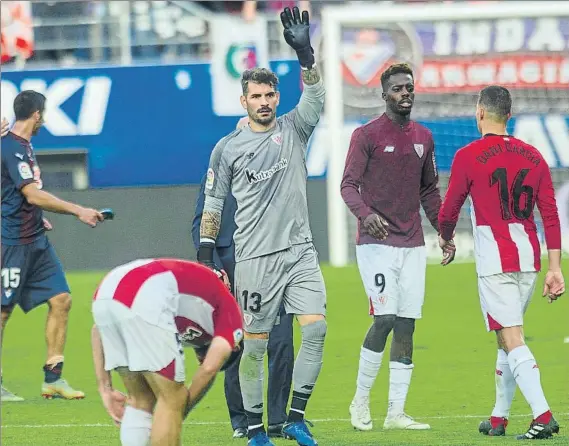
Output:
[206, 168, 215, 190]
[18, 162, 33, 179]
[414, 144, 424, 158]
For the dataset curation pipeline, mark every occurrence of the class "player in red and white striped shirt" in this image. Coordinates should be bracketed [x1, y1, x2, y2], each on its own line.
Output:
[439, 86, 565, 440]
[91, 258, 243, 446]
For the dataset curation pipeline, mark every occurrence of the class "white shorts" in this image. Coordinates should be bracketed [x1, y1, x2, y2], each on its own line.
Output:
[478, 272, 538, 332]
[356, 244, 427, 319]
[92, 299, 186, 382]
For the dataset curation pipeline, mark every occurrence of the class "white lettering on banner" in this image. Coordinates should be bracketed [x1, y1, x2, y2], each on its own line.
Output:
[418, 56, 568, 92]
[0, 77, 111, 136]
[432, 18, 569, 56]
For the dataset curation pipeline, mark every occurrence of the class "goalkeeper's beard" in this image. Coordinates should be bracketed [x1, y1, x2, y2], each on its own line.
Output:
[250, 108, 276, 126]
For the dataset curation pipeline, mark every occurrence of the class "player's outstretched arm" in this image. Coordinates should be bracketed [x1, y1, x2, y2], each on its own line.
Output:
[281, 6, 324, 143]
[91, 325, 126, 426]
[21, 183, 104, 227]
[438, 151, 470, 242]
[184, 336, 232, 416]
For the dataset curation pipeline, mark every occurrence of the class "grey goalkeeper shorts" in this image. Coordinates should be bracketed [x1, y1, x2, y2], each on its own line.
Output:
[234, 243, 327, 334]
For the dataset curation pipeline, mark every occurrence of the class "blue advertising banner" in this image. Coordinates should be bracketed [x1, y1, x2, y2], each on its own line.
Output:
[2, 61, 567, 187]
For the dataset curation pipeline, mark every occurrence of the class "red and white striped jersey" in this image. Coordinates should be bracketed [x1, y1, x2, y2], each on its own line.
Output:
[439, 134, 561, 277]
[93, 258, 243, 349]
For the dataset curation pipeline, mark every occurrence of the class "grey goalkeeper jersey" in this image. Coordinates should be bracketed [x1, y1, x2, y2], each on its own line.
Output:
[205, 80, 325, 262]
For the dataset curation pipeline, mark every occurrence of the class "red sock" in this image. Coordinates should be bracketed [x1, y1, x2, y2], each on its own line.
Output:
[490, 416, 507, 428]
[535, 410, 552, 424]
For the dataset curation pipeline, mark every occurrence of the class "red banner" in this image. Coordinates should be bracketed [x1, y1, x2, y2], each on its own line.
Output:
[417, 55, 569, 93]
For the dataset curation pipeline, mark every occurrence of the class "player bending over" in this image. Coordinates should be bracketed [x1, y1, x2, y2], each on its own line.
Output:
[341, 63, 455, 432]
[197, 7, 326, 446]
[439, 85, 564, 440]
[92, 258, 243, 446]
[1, 91, 104, 402]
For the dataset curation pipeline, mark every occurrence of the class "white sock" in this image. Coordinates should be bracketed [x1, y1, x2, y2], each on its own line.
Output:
[120, 406, 153, 446]
[387, 361, 414, 417]
[491, 349, 516, 419]
[354, 347, 383, 400]
[507, 345, 550, 419]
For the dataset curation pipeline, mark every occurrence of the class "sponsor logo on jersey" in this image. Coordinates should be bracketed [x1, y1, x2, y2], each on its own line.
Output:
[14, 153, 23, 160]
[245, 158, 288, 184]
[18, 162, 33, 179]
[414, 143, 424, 158]
[206, 168, 215, 190]
[384, 146, 395, 153]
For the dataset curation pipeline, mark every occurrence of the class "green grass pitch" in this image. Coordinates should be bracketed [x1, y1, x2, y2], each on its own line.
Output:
[1, 261, 568, 445]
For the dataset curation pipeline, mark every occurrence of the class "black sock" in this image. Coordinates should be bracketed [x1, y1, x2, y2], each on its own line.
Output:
[245, 410, 265, 439]
[43, 361, 63, 384]
[287, 391, 311, 423]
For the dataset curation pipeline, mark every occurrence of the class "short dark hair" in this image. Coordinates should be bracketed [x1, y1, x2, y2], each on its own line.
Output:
[380, 63, 414, 91]
[14, 90, 46, 121]
[478, 86, 512, 123]
[241, 68, 279, 95]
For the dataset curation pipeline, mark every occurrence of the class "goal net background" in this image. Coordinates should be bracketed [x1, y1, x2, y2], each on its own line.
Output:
[319, 1, 569, 267]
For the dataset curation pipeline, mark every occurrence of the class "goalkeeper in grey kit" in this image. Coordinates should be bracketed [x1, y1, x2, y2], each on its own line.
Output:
[198, 7, 326, 446]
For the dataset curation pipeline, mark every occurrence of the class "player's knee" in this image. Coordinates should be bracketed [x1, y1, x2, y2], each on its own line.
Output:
[1, 307, 13, 325]
[393, 317, 415, 338]
[126, 393, 156, 414]
[242, 337, 269, 361]
[120, 406, 152, 446]
[373, 314, 397, 335]
[48, 292, 72, 313]
[300, 319, 327, 346]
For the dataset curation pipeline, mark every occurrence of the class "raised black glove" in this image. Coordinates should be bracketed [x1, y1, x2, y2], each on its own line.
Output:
[280, 6, 314, 69]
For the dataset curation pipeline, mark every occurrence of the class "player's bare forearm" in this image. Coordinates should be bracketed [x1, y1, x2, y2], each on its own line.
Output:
[186, 368, 216, 412]
[547, 249, 562, 271]
[22, 183, 81, 216]
[91, 325, 112, 392]
[200, 211, 221, 242]
[302, 65, 321, 85]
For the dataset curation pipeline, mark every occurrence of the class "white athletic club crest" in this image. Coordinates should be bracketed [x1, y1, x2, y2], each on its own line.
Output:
[271, 133, 282, 146]
[414, 144, 424, 158]
[243, 312, 253, 326]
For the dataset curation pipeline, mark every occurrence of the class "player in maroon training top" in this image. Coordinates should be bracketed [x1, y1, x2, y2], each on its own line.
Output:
[91, 258, 243, 446]
[341, 63, 455, 432]
[439, 86, 564, 440]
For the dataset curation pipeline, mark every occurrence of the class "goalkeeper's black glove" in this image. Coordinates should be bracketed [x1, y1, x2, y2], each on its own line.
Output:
[280, 6, 314, 69]
[197, 241, 223, 279]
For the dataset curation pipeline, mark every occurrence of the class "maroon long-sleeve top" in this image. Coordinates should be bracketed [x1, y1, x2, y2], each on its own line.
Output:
[340, 113, 442, 247]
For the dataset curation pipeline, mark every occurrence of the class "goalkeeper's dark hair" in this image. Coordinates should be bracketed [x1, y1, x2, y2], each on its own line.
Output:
[241, 68, 279, 95]
[478, 85, 512, 123]
[381, 63, 414, 91]
[14, 90, 46, 121]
